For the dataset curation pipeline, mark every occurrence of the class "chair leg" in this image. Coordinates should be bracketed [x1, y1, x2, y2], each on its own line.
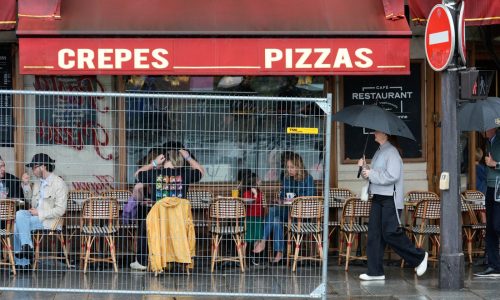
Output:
[286, 230, 292, 268]
[292, 234, 302, 272]
[211, 234, 219, 273]
[4, 237, 15, 275]
[58, 233, 71, 268]
[315, 233, 324, 260]
[338, 232, 345, 266]
[32, 233, 42, 271]
[83, 236, 94, 274]
[234, 234, 245, 273]
[345, 233, 353, 271]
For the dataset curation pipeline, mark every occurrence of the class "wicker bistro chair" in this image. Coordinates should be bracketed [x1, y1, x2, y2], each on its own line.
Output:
[406, 199, 441, 264]
[461, 190, 486, 263]
[209, 197, 246, 273]
[403, 191, 439, 227]
[328, 188, 355, 238]
[100, 190, 136, 254]
[0, 199, 17, 274]
[286, 196, 324, 272]
[338, 197, 372, 271]
[67, 190, 94, 259]
[187, 190, 212, 228]
[32, 216, 71, 271]
[80, 196, 120, 273]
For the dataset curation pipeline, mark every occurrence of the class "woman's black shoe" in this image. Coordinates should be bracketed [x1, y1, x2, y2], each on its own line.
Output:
[20, 244, 34, 259]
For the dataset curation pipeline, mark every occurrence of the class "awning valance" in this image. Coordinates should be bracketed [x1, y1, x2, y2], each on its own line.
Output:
[409, 0, 500, 26]
[0, 0, 16, 31]
[18, 0, 60, 20]
[17, 0, 411, 36]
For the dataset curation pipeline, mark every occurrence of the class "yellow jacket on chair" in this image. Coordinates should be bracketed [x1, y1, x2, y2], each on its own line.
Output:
[146, 197, 196, 271]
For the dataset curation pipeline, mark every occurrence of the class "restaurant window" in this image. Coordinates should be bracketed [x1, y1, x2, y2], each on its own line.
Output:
[124, 75, 326, 183]
[0, 45, 13, 147]
[342, 61, 424, 162]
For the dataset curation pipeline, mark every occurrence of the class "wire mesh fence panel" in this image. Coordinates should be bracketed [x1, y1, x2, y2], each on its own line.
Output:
[0, 90, 331, 298]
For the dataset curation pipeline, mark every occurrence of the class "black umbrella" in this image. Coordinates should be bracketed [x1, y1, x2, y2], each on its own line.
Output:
[458, 97, 500, 132]
[333, 104, 415, 178]
[332, 104, 416, 140]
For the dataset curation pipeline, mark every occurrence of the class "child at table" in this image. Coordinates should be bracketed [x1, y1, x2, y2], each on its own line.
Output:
[238, 170, 264, 265]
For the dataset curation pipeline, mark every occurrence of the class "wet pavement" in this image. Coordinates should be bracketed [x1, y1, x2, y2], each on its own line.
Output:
[0, 258, 498, 299]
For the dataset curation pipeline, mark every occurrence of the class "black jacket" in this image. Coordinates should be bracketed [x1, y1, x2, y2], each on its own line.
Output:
[1, 172, 24, 200]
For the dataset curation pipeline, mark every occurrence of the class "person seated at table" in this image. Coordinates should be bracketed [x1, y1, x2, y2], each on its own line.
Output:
[130, 145, 204, 271]
[0, 155, 25, 200]
[253, 152, 316, 264]
[14, 153, 68, 267]
[238, 169, 264, 266]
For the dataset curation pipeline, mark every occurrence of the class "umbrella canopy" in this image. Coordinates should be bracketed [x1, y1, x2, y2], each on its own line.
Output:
[332, 104, 416, 140]
[458, 97, 500, 132]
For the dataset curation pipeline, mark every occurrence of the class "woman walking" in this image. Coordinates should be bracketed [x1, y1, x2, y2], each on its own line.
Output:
[358, 131, 428, 281]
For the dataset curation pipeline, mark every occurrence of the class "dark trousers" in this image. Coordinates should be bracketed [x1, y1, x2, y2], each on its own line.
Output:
[136, 203, 151, 266]
[485, 187, 500, 271]
[367, 194, 425, 276]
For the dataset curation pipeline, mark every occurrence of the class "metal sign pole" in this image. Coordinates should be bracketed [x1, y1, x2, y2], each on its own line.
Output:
[439, 0, 465, 290]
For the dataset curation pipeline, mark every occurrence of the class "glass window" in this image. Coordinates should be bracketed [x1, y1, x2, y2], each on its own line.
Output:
[125, 76, 325, 183]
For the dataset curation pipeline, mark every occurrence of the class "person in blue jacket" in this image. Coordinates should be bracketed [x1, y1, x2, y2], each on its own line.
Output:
[253, 152, 316, 264]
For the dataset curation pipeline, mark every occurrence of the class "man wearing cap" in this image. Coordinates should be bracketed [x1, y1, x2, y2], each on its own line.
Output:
[13, 153, 68, 267]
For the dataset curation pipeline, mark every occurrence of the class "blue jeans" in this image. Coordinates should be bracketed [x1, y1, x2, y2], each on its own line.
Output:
[13, 210, 44, 266]
[262, 205, 289, 252]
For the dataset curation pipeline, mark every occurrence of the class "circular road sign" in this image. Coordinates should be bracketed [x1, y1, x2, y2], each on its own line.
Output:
[425, 4, 455, 71]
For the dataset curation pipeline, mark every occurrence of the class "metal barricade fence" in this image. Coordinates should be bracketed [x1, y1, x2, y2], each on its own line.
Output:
[0, 90, 331, 299]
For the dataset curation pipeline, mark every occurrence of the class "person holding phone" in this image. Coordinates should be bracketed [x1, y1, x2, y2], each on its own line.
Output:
[253, 152, 316, 264]
[14, 153, 68, 268]
[475, 127, 500, 277]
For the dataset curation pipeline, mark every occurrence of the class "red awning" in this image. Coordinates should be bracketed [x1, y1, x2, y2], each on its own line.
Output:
[383, 0, 405, 21]
[18, 0, 61, 20]
[17, 0, 411, 36]
[0, 0, 16, 30]
[409, 0, 500, 26]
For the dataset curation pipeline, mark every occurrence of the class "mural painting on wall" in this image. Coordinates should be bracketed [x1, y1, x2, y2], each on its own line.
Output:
[33, 76, 113, 160]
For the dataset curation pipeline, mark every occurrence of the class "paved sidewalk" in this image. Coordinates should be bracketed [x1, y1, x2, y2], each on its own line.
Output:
[0, 260, 498, 299]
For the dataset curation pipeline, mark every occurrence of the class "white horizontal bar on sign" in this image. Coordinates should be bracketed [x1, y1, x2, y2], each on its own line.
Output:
[429, 31, 449, 45]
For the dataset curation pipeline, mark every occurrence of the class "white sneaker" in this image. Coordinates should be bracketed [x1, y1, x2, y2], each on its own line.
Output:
[415, 252, 428, 276]
[359, 273, 385, 281]
[130, 261, 147, 271]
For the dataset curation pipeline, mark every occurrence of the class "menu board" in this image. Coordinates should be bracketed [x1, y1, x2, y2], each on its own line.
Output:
[343, 62, 423, 160]
[0, 46, 13, 146]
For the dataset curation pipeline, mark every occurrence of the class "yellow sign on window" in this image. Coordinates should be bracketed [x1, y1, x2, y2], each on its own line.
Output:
[286, 127, 319, 135]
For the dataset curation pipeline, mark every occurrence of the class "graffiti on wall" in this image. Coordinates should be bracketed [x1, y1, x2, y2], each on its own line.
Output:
[71, 175, 115, 194]
[33, 76, 113, 160]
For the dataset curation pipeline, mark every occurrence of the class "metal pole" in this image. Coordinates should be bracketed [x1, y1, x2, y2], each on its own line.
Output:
[439, 0, 464, 290]
[321, 93, 333, 300]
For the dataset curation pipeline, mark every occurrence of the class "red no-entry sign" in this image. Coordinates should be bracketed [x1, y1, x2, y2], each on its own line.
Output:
[425, 4, 455, 71]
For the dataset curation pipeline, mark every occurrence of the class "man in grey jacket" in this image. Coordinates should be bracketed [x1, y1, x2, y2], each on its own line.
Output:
[14, 153, 68, 268]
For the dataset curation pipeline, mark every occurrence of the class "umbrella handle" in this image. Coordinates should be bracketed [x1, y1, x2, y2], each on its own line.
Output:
[357, 166, 362, 178]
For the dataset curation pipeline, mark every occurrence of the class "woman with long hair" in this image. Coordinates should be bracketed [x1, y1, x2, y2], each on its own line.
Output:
[130, 145, 204, 271]
[253, 152, 316, 264]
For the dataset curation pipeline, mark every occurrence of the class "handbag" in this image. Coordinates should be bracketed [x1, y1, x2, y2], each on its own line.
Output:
[360, 180, 369, 202]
